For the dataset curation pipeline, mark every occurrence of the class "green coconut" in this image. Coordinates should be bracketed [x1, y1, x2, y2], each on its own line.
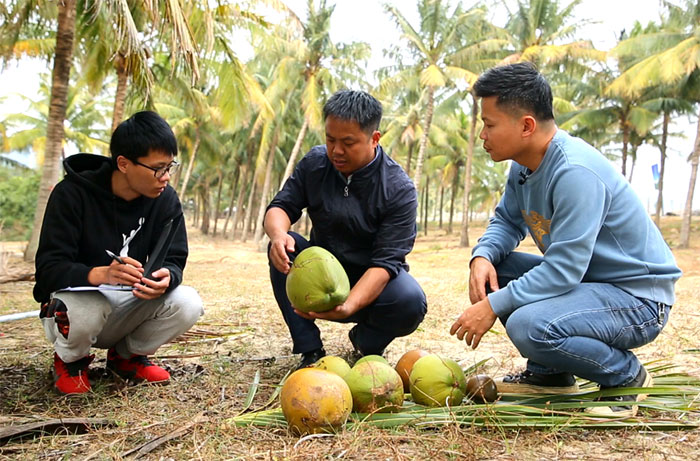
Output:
[354, 354, 390, 366]
[313, 355, 351, 379]
[285, 246, 350, 313]
[409, 354, 467, 407]
[344, 361, 404, 413]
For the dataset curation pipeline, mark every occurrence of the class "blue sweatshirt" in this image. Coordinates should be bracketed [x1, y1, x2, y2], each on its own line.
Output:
[472, 130, 681, 317]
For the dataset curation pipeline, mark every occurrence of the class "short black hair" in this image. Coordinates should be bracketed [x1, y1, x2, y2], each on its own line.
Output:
[110, 111, 178, 167]
[473, 63, 554, 121]
[322, 90, 382, 135]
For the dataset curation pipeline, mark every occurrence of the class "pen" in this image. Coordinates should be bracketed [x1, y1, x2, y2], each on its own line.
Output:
[105, 249, 125, 265]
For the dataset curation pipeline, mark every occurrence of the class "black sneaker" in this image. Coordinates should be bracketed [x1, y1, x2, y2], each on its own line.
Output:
[348, 327, 384, 359]
[296, 348, 326, 370]
[586, 366, 653, 418]
[497, 369, 579, 394]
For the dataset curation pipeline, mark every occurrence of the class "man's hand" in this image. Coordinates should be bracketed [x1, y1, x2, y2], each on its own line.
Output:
[294, 302, 360, 321]
[269, 234, 296, 274]
[90, 256, 144, 287]
[469, 257, 499, 304]
[450, 298, 497, 349]
[133, 267, 170, 300]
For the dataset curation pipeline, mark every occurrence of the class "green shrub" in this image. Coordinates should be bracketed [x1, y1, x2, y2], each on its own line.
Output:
[0, 168, 39, 241]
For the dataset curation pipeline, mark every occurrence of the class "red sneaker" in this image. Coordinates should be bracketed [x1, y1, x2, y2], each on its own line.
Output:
[107, 348, 170, 383]
[53, 353, 93, 394]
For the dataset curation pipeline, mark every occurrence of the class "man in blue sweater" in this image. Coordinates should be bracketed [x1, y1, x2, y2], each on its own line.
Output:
[266, 90, 427, 370]
[450, 63, 681, 417]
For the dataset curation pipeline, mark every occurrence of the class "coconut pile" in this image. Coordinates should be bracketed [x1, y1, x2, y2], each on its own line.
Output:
[279, 245, 497, 434]
[281, 351, 497, 435]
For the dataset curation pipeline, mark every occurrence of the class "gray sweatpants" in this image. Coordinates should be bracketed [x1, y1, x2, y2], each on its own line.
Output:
[43, 285, 203, 363]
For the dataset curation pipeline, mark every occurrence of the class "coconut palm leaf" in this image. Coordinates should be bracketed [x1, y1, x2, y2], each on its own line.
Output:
[228, 365, 700, 432]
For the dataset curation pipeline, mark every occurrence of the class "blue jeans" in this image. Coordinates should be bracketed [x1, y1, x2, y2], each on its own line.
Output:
[495, 252, 669, 387]
[269, 232, 427, 355]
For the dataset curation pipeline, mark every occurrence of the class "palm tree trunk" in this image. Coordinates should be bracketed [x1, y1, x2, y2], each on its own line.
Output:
[254, 123, 283, 245]
[25, 0, 77, 262]
[438, 183, 444, 230]
[448, 171, 458, 234]
[200, 182, 210, 235]
[111, 52, 129, 133]
[232, 154, 254, 240]
[179, 129, 200, 198]
[223, 166, 241, 238]
[241, 163, 261, 244]
[654, 111, 670, 227]
[460, 92, 478, 247]
[412, 86, 435, 190]
[679, 116, 700, 248]
[621, 111, 629, 178]
[212, 168, 224, 236]
[422, 175, 429, 236]
[406, 142, 414, 176]
[279, 117, 309, 189]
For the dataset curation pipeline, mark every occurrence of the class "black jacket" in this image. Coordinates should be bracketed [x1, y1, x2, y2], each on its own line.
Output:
[33, 154, 188, 303]
[268, 145, 417, 279]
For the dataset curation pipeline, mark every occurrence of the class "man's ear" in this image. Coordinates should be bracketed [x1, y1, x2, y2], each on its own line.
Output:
[115, 155, 129, 173]
[371, 130, 381, 147]
[522, 115, 537, 138]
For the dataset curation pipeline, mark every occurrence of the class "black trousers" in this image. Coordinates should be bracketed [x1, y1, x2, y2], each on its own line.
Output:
[269, 232, 427, 355]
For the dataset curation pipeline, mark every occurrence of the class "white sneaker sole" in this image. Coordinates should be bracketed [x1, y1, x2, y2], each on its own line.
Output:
[496, 380, 579, 395]
[585, 369, 654, 418]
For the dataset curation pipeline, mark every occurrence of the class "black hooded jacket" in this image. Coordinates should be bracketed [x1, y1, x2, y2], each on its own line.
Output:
[268, 145, 417, 280]
[33, 154, 188, 303]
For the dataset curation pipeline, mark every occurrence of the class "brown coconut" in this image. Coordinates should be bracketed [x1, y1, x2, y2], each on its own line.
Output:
[395, 349, 429, 392]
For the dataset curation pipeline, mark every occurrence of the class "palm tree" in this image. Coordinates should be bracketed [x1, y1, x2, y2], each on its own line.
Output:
[1, 0, 77, 261]
[274, 0, 370, 188]
[608, 0, 700, 247]
[384, 0, 484, 190]
[0, 74, 110, 161]
[1, 0, 203, 261]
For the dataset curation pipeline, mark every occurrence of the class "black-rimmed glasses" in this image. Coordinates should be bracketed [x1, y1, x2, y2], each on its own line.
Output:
[134, 160, 180, 179]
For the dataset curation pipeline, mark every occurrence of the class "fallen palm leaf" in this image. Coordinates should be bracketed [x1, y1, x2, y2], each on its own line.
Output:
[0, 418, 112, 445]
[228, 366, 700, 432]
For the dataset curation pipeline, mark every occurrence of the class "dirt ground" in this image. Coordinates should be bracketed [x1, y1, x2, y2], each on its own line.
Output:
[1, 217, 699, 460]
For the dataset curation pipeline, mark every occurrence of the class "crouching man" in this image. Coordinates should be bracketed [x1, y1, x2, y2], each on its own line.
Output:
[265, 90, 427, 369]
[450, 63, 681, 417]
[34, 111, 203, 394]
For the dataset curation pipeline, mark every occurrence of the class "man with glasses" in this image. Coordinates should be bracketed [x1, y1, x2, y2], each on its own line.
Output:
[34, 111, 203, 394]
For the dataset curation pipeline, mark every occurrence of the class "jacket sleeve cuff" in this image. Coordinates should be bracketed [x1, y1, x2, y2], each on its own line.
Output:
[487, 287, 516, 317]
[370, 261, 400, 279]
[471, 247, 494, 264]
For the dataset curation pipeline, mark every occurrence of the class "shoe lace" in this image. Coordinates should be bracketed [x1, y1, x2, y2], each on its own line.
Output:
[130, 355, 155, 367]
[61, 355, 94, 377]
[505, 369, 532, 381]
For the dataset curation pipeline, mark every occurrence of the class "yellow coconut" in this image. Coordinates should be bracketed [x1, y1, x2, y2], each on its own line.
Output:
[280, 368, 353, 434]
[313, 355, 351, 379]
[355, 354, 390, 366]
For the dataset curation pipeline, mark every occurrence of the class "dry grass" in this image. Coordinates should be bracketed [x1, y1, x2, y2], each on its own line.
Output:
[1, 216, 699, 460]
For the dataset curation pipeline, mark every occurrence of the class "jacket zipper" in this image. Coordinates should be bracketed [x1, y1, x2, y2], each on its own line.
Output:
[344, 174, 353, 197]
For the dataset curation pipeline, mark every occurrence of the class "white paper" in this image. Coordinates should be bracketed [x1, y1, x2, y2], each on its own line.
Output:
[57, 284, 134, 292]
